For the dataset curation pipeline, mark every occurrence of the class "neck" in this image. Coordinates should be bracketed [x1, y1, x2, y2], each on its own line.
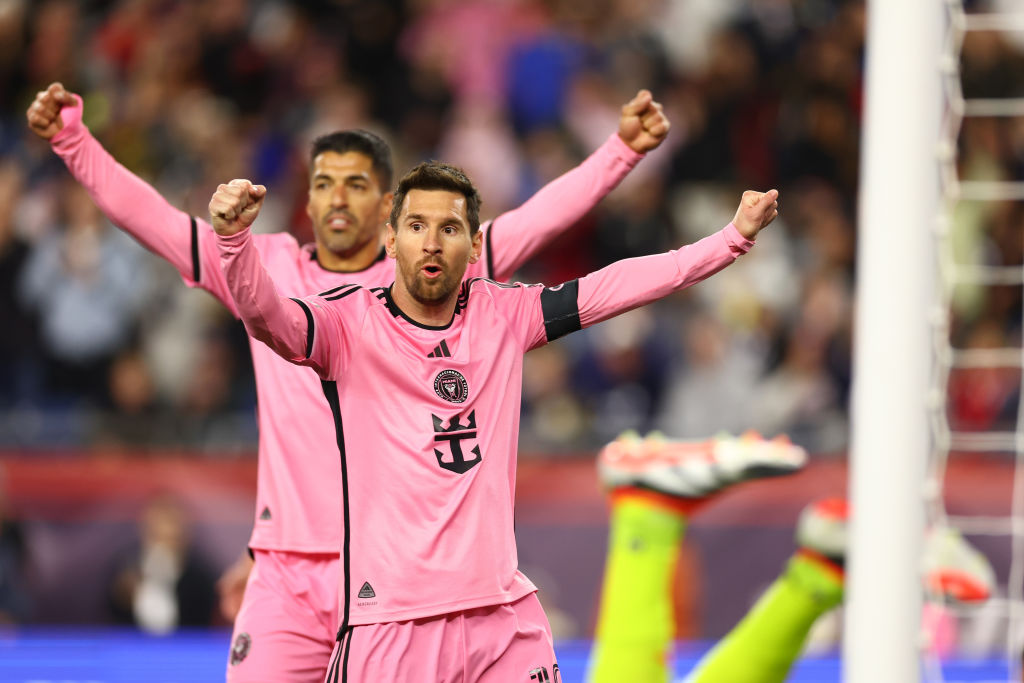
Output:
[390, 283, 458, 327]
[314, 237, 383, 272]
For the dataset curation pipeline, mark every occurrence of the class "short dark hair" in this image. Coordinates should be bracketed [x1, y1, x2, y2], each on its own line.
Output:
[310, 130, 392, 191]
[389, 161, 482, 234]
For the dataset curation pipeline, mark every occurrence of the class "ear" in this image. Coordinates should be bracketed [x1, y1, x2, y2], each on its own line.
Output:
[384, 223, 397, 259]
[467, 228, 483, 264]
[379, 192, 394, 224]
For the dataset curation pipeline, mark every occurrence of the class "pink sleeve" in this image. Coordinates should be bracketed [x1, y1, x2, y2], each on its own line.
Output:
[216, 228, 340, 378]
[50, 95, 235, 311]
[577, 223, 753, 328]
[520, 223, 754, 350]
[482, 133, 642, 281]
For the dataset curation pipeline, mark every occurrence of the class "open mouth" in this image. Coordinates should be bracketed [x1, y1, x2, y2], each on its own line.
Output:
[326, 214, 353, 230]
[422, 264, 443, 279]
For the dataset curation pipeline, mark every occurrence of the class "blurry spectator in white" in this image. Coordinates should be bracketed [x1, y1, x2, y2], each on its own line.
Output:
[0, 464, 32, 624]
[750, 319, 847, 454]
[655, 310, 760, 439]
[107, 494, 216, 633]
[18, 179, 151, 405]
[648, 0, 744, 75]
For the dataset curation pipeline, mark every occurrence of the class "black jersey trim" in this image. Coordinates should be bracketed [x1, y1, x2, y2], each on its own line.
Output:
[319, 283, 355, 298]
[190, 216, 200, 283]
[540, 279, 581, 341]
[322, 380, 352, 636]
[323, 285, 362, 301]
[382, 286, 457, 330]
[289, 298, 315, 359]
[484, 220, 495, 280]
[311, 246, 388, 273]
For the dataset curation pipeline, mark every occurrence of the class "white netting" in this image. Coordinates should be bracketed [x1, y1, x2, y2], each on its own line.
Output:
[927, 0, 1024, 679]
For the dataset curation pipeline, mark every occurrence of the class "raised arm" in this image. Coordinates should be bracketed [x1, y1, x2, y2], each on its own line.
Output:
[27, 82, 235, 308]
[522, 190, 779, 350]
[210, 180, 317, 368]
[577, 190, 778, 327]
[484, 90, 670, 281]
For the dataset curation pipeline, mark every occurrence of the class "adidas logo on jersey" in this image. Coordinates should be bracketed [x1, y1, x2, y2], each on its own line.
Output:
[427, 339, 452, 358]
[357, 582, 376, 599]
[259, 507, 272, 521]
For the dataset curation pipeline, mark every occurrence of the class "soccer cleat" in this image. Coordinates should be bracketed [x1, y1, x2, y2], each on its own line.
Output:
[794, 497, 849, 565]
[794, 498, 994, 604]
[597, 430, 807, 498]
[922, 526, 994, 604]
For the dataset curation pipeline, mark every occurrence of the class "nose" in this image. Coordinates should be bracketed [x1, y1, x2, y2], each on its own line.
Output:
[330, 185, 348, 208]
[422, 227, 442, 254]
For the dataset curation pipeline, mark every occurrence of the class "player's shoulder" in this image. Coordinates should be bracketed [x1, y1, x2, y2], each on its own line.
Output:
[456, 277, 541, 310]
[294, 282, 373, 315]
[252, 230, 301, 250]
[462, 276, 536, 295]
[251, 231, 303, 266]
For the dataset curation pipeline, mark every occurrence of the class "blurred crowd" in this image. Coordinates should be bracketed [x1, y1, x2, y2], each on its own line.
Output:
[0, 0, 1020, 456]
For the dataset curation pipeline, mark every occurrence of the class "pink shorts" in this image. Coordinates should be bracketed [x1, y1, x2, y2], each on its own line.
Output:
[324, 592, 559, 682]
[226, 549, 340, 683]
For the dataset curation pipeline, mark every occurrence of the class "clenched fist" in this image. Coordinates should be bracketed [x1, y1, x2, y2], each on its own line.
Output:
[209, 179, 267, 236]
[618, 89, 670, 154]
[26, 82, 78, 140]
[732, 189, 779, 240]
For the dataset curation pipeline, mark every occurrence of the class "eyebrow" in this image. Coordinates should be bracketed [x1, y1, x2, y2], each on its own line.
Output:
[313, 172, 373, 184]
[403, 213, 466, 226]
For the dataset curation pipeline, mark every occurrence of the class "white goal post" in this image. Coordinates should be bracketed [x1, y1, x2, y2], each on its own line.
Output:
[844, 0, 943, 681]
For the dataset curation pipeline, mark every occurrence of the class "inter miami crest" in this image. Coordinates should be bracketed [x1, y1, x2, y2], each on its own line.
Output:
[230, 632, 251, 666]
[433, 369, 469, 403]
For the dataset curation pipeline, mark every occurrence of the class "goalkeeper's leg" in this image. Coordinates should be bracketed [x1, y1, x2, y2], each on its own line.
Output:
[588, 431, 807, 683]
[686, 499, 994, 683]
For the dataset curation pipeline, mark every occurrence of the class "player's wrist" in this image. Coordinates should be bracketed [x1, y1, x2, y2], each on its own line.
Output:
[50, 94, 86, 147]
[609, 131, 645, 164]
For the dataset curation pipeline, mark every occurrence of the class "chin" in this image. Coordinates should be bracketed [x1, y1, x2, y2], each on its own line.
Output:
[411, 281, 456, 305]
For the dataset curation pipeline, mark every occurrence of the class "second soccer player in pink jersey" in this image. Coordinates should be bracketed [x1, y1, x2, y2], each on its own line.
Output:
[27, 82, 670, 681]
[209, 162, 778, 681]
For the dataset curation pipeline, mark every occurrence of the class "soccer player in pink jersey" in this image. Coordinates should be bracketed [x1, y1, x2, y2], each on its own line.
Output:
[27, 82, 670, 681]
[208, 161, 778, 681]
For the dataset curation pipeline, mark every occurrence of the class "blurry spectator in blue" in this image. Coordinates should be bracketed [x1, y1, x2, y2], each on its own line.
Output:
[571, 308, 674, 444]
[0, 161, 40, 407]
[107, 494, 216, 633]
[18, 178, 150, 406]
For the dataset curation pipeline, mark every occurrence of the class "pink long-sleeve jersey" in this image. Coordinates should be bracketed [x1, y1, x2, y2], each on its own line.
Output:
[49, 97, 644, 553]
[217, 222, 753, 628]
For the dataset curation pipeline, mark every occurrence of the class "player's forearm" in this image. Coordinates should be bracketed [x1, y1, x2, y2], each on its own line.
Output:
[487, 133, 643, 280]
[216, 227, 310, 362]
[50, 99, 198, 277]
[577, 223, 752, 328]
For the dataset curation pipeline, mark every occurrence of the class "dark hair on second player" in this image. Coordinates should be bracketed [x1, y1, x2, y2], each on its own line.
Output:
[389, 161, 482, 234]
[310, 130, 393, 191]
